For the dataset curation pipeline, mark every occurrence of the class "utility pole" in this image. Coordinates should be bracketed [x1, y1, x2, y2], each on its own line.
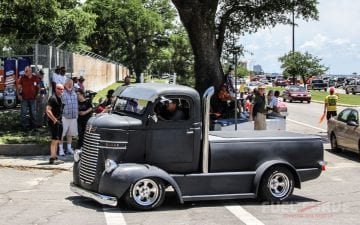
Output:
[292, 0, 296, 85]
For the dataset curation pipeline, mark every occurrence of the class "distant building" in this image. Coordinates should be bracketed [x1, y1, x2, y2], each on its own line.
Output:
[239, 61, 247, 69]
[253, 64, 263, 75]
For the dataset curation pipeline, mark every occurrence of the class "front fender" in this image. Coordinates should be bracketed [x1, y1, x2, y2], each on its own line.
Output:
[98, 163, 184, 203]
[253, 160, 301, 195]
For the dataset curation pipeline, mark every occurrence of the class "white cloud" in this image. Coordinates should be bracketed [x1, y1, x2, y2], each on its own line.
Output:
[239, 0, 360, 74]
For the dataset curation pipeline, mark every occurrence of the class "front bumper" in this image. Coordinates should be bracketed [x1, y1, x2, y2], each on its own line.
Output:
[70, 182, 118, 206]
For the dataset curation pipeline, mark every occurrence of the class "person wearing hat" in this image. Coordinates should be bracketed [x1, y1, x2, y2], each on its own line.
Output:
[324, 87, 338, 120]
[78, 76, 85, 90]
[249, 84, 267, 130]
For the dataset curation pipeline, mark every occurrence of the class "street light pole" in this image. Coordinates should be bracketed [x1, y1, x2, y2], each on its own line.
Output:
[292, 0, 295, 85]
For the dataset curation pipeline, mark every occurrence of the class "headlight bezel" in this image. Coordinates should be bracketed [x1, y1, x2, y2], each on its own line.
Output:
[74, 149, 82, 162]
[105, 159, 117, 173]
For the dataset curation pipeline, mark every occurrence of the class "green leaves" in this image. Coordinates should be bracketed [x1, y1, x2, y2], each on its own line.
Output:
[278, 51, 328, 83]
[0, 0, 96, 53]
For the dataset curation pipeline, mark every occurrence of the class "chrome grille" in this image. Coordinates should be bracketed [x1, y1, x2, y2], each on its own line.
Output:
[79, 131, 100, 184]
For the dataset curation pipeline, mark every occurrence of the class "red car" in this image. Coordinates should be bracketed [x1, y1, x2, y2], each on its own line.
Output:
[282, 85, 311, 103]
[273, 77, 287, 87]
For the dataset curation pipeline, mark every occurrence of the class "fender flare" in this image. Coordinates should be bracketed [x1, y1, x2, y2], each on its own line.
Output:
[98, 163, 184, 203]
[253, 160, 301, 196]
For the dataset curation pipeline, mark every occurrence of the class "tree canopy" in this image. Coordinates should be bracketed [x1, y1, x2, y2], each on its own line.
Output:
[171, 0, 319, 94]
[279, 51, 328, 84]
[83, 0, 175, 82]
[0, 0, 96, 54]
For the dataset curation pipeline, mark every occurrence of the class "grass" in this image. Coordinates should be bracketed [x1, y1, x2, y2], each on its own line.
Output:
[0, 108, 50, 144]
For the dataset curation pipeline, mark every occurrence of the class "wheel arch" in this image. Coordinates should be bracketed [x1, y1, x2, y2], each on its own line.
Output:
[253, 160, 301, 195]
[98, 163, 184, 203]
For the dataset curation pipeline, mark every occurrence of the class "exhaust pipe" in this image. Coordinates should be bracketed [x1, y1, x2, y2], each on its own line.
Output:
[202, 86, 214, 173]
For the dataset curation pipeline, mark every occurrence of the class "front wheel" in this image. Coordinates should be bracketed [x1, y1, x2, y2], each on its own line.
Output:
[125, 178, 165, 210]
[259, 166, 294, 202]
[330, 133, 341, 153]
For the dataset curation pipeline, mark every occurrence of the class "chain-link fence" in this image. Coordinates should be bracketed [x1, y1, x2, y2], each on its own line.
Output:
[34, 44, 73, 73]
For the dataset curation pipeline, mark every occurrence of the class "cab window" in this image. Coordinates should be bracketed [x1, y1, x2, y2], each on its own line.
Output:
[154, 96, 191, 121]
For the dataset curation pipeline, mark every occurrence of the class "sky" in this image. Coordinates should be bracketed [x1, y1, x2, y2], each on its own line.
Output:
[239, 0, 360, 75]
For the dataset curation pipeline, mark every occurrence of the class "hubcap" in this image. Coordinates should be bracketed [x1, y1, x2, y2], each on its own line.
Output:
[132, 179, 159, 206]
[268, 172, 290, 198]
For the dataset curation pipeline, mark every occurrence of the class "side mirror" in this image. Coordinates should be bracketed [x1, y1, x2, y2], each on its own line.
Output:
[347, 120, 358, 127]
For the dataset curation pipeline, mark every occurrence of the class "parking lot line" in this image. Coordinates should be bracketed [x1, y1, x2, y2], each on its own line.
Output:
[225, 204, 265, 225]
[103, 208, 127, 225]
[287, 119, 327, 132]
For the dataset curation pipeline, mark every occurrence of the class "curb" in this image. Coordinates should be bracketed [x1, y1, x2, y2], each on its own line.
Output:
[311, 100, 359, 107]
[0, 144, 48, 156]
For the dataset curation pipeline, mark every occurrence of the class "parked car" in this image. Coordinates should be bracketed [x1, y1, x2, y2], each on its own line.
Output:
[335, 77, 346, 88]
[344, 79, 360, 95]
[273, 77, 287, 87]
[246, 81, 261, 93]
[282, 85, 311, 103]
[286, 77, 301, 85]
[307, 79, 327, 91]
[328, 107, 360, 154]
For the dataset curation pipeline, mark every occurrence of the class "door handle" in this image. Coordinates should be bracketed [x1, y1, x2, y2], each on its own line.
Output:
[186, 127, 197, 134]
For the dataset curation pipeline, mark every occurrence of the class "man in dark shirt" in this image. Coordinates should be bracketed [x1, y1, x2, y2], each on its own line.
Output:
[159, 99, 185, 121]
[76, 89, 93, 150]
[249, 85, 267, 130]
[46, 84, 64, 164]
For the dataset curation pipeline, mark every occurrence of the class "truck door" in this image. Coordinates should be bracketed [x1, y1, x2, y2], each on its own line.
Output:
[146, 96, 201, 172]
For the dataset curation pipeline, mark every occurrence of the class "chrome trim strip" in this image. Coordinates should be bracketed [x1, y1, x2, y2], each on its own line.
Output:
[98, 146, 127, 150]
[296, 168, 320, 172]
[182, 193, 256, 201]
[99, 140, 128, 144]
[171, 171, 256, 177]
[70, 183, 118, 206]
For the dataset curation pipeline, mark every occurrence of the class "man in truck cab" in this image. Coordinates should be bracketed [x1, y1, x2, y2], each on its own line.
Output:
[157, 98, 185, 121]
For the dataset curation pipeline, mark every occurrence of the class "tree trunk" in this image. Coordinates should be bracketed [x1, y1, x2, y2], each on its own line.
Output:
[172, 0, 222, 96]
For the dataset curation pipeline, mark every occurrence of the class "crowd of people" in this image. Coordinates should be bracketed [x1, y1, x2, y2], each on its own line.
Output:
[16, 65, 128, 164]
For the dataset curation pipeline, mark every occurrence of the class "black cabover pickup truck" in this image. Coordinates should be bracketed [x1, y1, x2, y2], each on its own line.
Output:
[70, 83, 325, 210]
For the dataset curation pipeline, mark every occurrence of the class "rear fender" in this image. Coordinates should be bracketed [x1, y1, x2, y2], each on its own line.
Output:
[98, 163, 183, 203]
[253, 160, 301, 195]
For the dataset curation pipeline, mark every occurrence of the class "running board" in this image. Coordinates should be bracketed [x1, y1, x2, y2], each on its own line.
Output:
[182, 193, 256, 202]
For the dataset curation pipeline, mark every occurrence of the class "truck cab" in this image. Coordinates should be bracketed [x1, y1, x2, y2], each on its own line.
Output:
[71, 83, 325, 210]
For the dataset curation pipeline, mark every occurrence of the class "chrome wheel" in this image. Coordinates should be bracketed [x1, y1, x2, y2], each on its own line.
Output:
[132, 179, 160, 206]
[125, 177, 165, 210]
[268, 172, 290, 198]
[260, 166, 294, 202]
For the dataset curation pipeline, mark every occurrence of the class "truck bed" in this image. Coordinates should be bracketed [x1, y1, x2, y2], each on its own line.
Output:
[209, 130, 318, 141]
[208, 130, 323, 173]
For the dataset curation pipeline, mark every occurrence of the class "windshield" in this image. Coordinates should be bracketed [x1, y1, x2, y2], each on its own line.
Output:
[290, 86, 307, 92]
[112, 96, 149, 115]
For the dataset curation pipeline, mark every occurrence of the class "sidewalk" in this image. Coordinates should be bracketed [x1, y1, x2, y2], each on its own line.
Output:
[0, 154, 73, 171]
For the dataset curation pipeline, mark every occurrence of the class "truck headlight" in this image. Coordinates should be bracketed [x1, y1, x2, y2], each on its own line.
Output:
[74, 149, 82, 162]
[105, 159, 117, 173]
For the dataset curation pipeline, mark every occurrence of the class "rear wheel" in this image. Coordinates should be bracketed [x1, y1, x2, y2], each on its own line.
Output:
[125, 178, 165, 210]
[259, 166, 294, 202]
[300, 100, 303, 103]
[330, 133, 341, 153]
[289, 99, 293, 103]
[307, 100, 311, 104]
[352, 89, 356, 95]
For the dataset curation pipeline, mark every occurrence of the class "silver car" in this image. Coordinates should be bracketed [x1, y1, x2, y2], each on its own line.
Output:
[328, 108, 360, 153]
